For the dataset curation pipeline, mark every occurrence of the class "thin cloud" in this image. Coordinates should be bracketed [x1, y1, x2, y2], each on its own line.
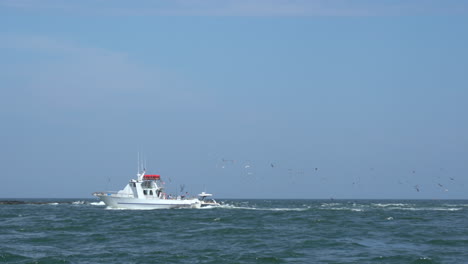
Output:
[1, 0, 467, 16]
[0, 34, 212, 112]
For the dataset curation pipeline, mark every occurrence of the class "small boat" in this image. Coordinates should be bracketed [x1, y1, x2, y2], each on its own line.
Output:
[93, 169, 202, 209]
[198, 191, 220, 207]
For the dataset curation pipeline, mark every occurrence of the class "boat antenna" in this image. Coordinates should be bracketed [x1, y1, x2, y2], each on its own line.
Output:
[137, 152, 140, 174]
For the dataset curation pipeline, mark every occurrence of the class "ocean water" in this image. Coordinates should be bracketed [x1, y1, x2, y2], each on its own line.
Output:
[1, 199, 467, 264]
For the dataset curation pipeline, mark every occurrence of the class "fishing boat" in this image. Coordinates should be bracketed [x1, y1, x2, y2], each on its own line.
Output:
[198, 191, 220, 207]
[93, 169, 202, 209]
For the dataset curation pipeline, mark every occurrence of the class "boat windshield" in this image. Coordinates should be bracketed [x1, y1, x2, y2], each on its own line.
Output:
[141, 180, 158, 189]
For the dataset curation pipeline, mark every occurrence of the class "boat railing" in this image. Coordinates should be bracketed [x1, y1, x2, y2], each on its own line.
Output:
[143, 195, 196, 200]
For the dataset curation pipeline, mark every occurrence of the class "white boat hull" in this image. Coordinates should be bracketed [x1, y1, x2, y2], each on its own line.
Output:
[98, 195, 201, 210]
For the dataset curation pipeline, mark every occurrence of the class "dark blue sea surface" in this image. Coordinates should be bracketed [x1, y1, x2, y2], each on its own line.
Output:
[1, 199, 467, 263]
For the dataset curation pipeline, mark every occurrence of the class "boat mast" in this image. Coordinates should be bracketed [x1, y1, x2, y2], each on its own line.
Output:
[136, 152, 146, 181]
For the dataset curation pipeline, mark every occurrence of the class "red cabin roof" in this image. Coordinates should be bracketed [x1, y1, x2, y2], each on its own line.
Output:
[143, 174, 160, 180]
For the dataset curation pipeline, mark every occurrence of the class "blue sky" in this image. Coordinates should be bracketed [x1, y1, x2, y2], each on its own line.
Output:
[1, 0, 468, 199]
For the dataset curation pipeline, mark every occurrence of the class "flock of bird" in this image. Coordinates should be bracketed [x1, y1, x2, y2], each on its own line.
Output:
[216, 158, 460, 194]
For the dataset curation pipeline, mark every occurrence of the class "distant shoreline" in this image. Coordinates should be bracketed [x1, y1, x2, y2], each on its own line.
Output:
[0, 200, 78, 205]
[1, 198, 467, 204]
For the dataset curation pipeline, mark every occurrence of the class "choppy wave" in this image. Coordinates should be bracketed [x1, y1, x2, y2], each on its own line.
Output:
[1, 199, 468, 263]
[217, 203, 310, 211]
[223, 206, 309, 212]
[400, 207, 462, 211]
[316, 202, 466, 212]
[213, 201, 467, 213]
[7, 199, 465, 213]
[321, 207, 364, 212]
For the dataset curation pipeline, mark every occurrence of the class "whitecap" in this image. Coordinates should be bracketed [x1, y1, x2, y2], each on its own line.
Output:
[400, 207, 462, 211]
[216, 204, 249, 210]
[443, 204, 468, 207]
[90, 201, 105, 206]
[198, 205, 220, 209]
[323, 207, 365, 212]
[321, 203, 342, 207]
[372, 203, 409, 207]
